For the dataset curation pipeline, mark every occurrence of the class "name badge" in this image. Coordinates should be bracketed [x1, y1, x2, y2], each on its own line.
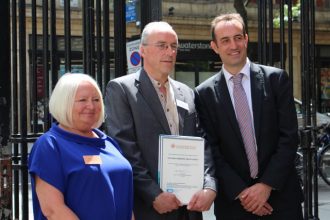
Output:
[83, 155, 102, 164]
[176, 99, 189, 111]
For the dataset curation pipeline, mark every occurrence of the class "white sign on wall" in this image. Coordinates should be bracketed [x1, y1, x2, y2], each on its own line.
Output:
[126, 39, 141, 74]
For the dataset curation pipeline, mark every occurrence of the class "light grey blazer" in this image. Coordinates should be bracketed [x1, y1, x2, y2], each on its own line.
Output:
[105, 69, 216, 220]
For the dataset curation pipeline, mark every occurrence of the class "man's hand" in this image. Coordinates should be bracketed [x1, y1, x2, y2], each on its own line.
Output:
[238, 183, 273, 215]
[252, 202, 273, 216]
[153, 192, 181, 214]
[187, 189, 216, 211]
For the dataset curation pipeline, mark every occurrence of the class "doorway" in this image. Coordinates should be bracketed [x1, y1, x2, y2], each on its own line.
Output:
[175, 60, 219, 89]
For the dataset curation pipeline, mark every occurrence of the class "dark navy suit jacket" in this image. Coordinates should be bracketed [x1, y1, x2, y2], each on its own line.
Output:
[195, 63, 303, 219]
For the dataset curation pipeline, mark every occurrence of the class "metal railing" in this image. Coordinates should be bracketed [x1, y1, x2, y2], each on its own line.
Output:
[9, 1, 115, 219]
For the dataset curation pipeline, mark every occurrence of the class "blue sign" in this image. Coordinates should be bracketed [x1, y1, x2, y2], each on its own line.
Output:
[130, 51, 141, 66]
[126, 3, 136, 23]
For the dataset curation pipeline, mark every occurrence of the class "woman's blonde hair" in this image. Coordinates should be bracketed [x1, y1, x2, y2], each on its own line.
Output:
[49, 73, 104, 129]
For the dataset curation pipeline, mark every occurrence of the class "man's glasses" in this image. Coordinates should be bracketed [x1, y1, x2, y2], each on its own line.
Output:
[143, 42, 179, 52]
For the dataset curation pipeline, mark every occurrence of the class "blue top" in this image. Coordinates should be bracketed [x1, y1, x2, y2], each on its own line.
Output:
[28, 123, 133, 220]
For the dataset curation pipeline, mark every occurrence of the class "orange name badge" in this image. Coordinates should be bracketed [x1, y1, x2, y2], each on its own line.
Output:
[83, 155, 102, 165]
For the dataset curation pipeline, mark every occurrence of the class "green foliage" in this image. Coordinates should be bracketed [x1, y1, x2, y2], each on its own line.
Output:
[273, 3, 301, 28]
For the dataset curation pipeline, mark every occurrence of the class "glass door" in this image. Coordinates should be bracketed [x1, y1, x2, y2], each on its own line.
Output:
[174, 60, 218, 89]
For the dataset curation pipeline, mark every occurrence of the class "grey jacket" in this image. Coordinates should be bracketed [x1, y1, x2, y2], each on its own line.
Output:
[105, 69, 216, 220]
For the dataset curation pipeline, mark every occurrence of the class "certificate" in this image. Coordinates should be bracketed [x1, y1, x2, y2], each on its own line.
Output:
[158, 135, 204, 204]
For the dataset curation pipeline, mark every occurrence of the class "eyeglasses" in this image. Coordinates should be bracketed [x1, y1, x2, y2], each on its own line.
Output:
[143, 42, 179, 52]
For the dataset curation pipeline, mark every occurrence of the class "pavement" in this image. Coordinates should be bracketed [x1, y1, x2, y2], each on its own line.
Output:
[19, 178, 330, 219]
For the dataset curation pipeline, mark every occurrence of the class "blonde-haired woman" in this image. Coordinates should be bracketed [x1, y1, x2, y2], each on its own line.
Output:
[29, 73, 133, 220]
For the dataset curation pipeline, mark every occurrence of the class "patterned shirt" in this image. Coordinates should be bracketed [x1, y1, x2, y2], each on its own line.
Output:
[149, 76, 179, 135]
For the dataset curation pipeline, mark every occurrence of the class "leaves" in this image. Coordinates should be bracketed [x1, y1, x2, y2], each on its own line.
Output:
[273, 3, 301, 28]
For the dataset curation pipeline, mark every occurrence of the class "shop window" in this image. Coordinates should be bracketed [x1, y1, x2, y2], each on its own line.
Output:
[315, 0, 330, 8]
[320, 68, 330, 112]
[320, 68, 330, 99]
[316, 46, 330, 113]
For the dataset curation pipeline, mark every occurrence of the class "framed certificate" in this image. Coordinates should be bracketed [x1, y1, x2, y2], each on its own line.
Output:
[158, 135, 204, 204]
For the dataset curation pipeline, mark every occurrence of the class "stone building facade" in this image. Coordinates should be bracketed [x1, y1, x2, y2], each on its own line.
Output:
[23, 0, 330, 111]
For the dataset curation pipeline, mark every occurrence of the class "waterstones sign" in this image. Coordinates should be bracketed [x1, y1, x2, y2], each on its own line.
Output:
[177, 40, 218, 61]
[179, 41, 211, 51]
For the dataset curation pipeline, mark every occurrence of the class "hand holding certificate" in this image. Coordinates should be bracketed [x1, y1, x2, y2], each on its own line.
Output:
[158, 135, 204, 205]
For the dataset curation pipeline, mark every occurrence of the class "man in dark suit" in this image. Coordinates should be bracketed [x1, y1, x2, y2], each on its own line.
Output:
[194, 13, 304, 219]
[105, 21, 216, 220]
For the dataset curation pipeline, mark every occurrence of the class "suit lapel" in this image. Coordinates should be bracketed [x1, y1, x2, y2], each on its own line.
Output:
[250, 63, 265, 145]
[171, 80, 186, 134]
[135, 69, 171, 134]
[214, 71, 243, 141]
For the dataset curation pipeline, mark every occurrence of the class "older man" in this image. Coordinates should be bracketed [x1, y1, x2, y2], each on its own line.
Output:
[105, 21, 217, 220]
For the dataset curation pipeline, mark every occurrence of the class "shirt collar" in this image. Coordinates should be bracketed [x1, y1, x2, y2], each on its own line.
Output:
[148, 75, 170, 89]
[223, 58, 251, 82]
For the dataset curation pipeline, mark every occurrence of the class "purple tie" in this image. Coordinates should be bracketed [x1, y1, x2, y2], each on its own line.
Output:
[232, 73, 258, 178]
